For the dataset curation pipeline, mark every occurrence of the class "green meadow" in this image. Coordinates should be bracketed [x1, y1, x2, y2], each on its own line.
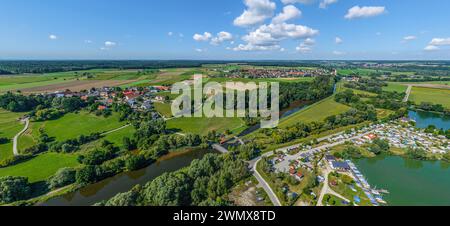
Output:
[0, 152, 79, 183]
[383, 83, 408, 93]
[409, 87, 450, 108]
[154, 102, 173, 118]
[167, 116, 246, 136]
[19, 111, 127, 151]
[278, 97, 351, 128]
[0, 110, 25, 160]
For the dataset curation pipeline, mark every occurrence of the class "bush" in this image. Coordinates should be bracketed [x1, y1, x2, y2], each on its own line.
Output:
[47, 168, 76, 190]
[0, 137, 10, 144]
[125, 155, 147, 171]
[0, 176, 32, 204]
[0, 155, 33, 168]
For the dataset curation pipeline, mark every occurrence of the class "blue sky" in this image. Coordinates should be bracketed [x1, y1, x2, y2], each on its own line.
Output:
[1, 0, 450, 60]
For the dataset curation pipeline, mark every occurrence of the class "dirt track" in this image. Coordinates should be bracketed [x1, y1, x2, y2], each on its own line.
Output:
[19, 80, 137, 93]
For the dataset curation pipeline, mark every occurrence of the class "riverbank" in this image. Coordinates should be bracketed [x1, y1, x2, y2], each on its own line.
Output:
[39, 148, 214, 206]
[6, 148, 214, 206]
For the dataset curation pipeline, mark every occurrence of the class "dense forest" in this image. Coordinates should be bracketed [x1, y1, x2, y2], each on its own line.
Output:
[0, 60, 326, 75]
[0, 60, 207, 74]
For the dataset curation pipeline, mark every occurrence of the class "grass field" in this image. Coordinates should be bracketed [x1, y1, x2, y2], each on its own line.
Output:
[102, 126, 135, 146]
[409, 87, 450, 108]
[19, 111, 127, 151]
[146, 68, 197, 86]
[0, 110, 26, 160]
[383, 83, 408, 93]
[278, 97, 351, 128]
[0, 152, 79, 183]
[0, 75, 78, 93]
[80, 125, 136, 152]
[154, 102, 173, 118]
[167, 116, 246, 135]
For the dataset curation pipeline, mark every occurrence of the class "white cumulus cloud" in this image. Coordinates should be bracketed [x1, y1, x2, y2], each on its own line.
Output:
[104, 41, 117, 47]
[296, 38, 315, 53]
[319, 0, 338, 9]
[281, 0, 315, 4]
[272, 5, 302, 24]
[335, 37, 343, 44]
[211, 32, 234, 45]
[424, 45, 439, 51]
[235, 22, 318, 51]
[403, 36, 417, 42]
[430, 38, 450, 46]
[424, 38, 450, 51]
[49, 34, 58, 40]
[345, 6, 386, 20]
[234, 0, 276, 27]
[193, 32, 212, 42]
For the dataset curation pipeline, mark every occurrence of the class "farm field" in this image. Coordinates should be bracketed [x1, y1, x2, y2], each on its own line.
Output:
[409, 87, 450, 108]
[0, 110, 26, 160]
[383, 83, 408, 93]
[278, 97, 351, 128]
[0, 152, 79, 183]
[167, 116, 246, 136]
[18, 80, 137, 94]
[146, 68, 200, 86]
[0, 69, 156, 93]
[0, 75, 78, 93]
[154, 102, 173, 118]
[18, 111, 127, 151]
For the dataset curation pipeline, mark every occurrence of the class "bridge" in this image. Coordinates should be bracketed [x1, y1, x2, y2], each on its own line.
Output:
[212, 143, 229, 154]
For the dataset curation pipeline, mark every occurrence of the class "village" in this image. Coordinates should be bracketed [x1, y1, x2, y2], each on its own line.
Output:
[41, 84, 172, 115]
[220, 67, 334, 79]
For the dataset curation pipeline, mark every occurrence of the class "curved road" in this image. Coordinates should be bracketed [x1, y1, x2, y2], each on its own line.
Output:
[317, 166, 350, 206]
[252, 158, 282, 206]
[13, 118, 29, 156]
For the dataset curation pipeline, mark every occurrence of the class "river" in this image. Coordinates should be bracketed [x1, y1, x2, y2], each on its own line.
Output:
[354, 155, 450, 206]
[408, 110, 450, 130]
[40, 148, 214, 206]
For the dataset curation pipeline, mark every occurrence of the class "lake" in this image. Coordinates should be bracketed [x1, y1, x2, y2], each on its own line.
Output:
[40, 148, 214, 206]
[354, 155, 450, 206]
[409, 110, 450, 130]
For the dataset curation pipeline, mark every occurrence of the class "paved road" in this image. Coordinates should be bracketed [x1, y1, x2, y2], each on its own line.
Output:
[13, 118, 29, 156]
[252, 158, 282, 206]
[403, 85, 413, 102]
[317, 165, 350, 206]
